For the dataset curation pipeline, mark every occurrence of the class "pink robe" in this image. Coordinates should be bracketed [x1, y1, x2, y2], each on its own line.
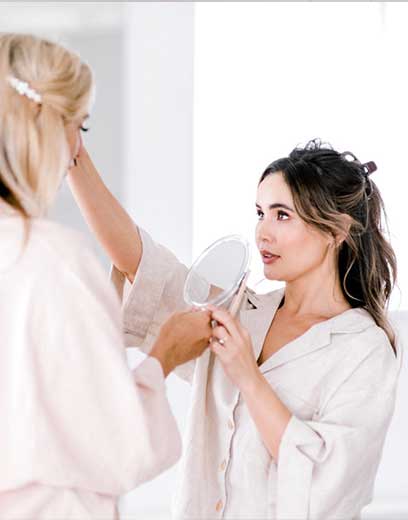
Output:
[0, 215, 181, 519]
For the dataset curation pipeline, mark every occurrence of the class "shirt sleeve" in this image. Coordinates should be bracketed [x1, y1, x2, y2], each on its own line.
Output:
[110, 227, 195, 383]
[31, 244, 182, 497]
[275, 339, 400, 519]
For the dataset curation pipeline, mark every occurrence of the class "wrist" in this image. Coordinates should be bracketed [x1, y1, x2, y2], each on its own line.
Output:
[239, 367, 264, 397]
[150, 336, 175, 378]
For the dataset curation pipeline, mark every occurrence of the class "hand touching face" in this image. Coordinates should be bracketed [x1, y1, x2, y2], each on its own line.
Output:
[65, 116, 89, 168]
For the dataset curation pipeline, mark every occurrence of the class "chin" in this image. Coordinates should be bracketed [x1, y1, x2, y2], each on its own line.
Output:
[263, 269, 286, 282]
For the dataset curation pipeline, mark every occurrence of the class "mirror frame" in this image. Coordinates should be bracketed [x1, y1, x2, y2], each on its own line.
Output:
[183, 234, 251, 308]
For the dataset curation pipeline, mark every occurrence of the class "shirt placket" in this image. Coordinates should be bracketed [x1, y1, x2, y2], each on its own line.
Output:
[214, 393, 242, 517]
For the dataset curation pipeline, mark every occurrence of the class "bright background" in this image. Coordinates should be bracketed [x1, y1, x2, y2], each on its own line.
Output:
[1, 2, 407, 518]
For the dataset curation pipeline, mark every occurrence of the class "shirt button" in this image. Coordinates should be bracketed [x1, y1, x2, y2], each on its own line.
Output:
[228, 419, 234, 430]
[220, 459, 227, 471]
[215, 499, 223, 512]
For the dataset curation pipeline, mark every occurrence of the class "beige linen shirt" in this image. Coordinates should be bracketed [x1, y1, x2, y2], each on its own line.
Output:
[112, 228, 402, 520]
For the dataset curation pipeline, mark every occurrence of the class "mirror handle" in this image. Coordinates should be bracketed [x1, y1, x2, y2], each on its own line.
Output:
[210, 270, 250, 328]
[229, 270, 250, 317]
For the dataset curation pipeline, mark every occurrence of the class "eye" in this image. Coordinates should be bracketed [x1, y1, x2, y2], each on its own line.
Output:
[256, 209, 264, 220]
[80, 125, 90, 132]
[277, 210, 289, 221]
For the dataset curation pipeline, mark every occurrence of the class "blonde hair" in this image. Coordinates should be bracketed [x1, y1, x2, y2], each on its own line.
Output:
[0, 33, 93, 218]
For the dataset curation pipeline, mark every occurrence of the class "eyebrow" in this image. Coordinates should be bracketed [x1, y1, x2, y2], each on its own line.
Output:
[255, 202, 294, 212]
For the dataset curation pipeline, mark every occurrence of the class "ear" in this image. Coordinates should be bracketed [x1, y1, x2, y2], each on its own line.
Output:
[333, 214, 353, 247]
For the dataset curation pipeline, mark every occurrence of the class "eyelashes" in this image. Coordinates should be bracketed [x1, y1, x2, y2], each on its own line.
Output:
[80, 125, 90, 132]
[256, 209, 289, 221]
[277, 210, 289, 220]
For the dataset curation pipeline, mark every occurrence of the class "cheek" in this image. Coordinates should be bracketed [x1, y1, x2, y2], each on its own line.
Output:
[288, 230, 329, 268]
[255, 221, 262, 240]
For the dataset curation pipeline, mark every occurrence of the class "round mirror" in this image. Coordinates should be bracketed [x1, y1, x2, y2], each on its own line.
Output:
[184, 235, 250, 309]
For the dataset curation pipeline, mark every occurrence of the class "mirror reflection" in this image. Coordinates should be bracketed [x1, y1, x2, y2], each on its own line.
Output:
[184, 235, 250, 307]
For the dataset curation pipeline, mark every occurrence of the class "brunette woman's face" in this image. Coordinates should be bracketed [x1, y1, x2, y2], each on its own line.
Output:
[255, 172, 333, 282]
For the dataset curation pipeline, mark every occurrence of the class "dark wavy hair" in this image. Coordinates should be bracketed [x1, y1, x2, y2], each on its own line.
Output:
[259, 139, 397, 352]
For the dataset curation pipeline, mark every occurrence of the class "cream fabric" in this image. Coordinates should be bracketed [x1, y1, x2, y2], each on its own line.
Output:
[112, 227, 402, 520]
[0, 217, 181, 519]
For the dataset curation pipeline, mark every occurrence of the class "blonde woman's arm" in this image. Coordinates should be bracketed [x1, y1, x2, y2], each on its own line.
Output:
[67, 146, 141, 282]
[68, 146, 196, 383]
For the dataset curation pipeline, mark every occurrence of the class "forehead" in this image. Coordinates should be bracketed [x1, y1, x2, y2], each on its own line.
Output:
[256, 172, 293, 205]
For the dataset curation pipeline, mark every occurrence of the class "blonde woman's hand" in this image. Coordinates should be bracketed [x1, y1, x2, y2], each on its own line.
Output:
[207, 304, 260, 391]
[68, 138, 94, 175]
[150, 309, 212, 377]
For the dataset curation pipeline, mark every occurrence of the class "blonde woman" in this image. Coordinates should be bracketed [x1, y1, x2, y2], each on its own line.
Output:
[0, 33, 212, 519]
[69, 136, 402, 518]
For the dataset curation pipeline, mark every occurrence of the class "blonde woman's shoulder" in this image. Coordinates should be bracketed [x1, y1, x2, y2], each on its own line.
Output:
[31, 217, 88, 248]
[21, 218, 92, 269]
[33, 219, 110, 284]
[1, 217, 109, 294]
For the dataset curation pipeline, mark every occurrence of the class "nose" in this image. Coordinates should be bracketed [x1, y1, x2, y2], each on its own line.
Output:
[256, 218, 276, 246]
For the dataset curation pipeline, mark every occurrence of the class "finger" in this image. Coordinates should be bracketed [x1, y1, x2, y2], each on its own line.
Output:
[68, 157, 79, 171]
[211, 325, 229, 343]
[210, 340, 229, 359]
[185, 307, 210, 318]
[199, 309, 213, 322]
[77, 139, 88, 158]
[196, 310, 213, 334]
[207, 304, 234, 324]
[207, 305, 241, 340]
[74, 145, 92, 171]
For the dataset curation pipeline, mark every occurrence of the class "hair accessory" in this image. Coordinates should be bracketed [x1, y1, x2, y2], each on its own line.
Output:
[7, 76, 42, 104]
[362, 161, 377, 176]
[341, 151, 358, 163]
[342, 151, 377, 179]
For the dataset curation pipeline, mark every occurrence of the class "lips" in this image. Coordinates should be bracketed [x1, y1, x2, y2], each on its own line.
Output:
[260, 249, 280, 264]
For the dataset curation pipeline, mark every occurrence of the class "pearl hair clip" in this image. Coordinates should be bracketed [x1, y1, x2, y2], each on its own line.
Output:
[7, 76, 42, 104]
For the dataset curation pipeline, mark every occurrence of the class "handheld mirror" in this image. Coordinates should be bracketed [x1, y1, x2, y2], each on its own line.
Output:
[183, 235, 251, 316]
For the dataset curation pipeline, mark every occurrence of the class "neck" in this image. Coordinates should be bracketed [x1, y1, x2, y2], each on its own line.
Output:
[282, 253, 351, 320]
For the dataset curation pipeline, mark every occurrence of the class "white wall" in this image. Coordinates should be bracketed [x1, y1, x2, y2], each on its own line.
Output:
[193, 1, 408, 307]
[193, 2, 408, 516]
[119, 3, 195, 518]
[122, 1, 195, 266]
[50, 29, 125, 271]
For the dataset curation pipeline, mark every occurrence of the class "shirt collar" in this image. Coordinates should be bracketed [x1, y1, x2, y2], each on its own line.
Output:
[240, 288, 376, 373]
[244, 287, 375, 333]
